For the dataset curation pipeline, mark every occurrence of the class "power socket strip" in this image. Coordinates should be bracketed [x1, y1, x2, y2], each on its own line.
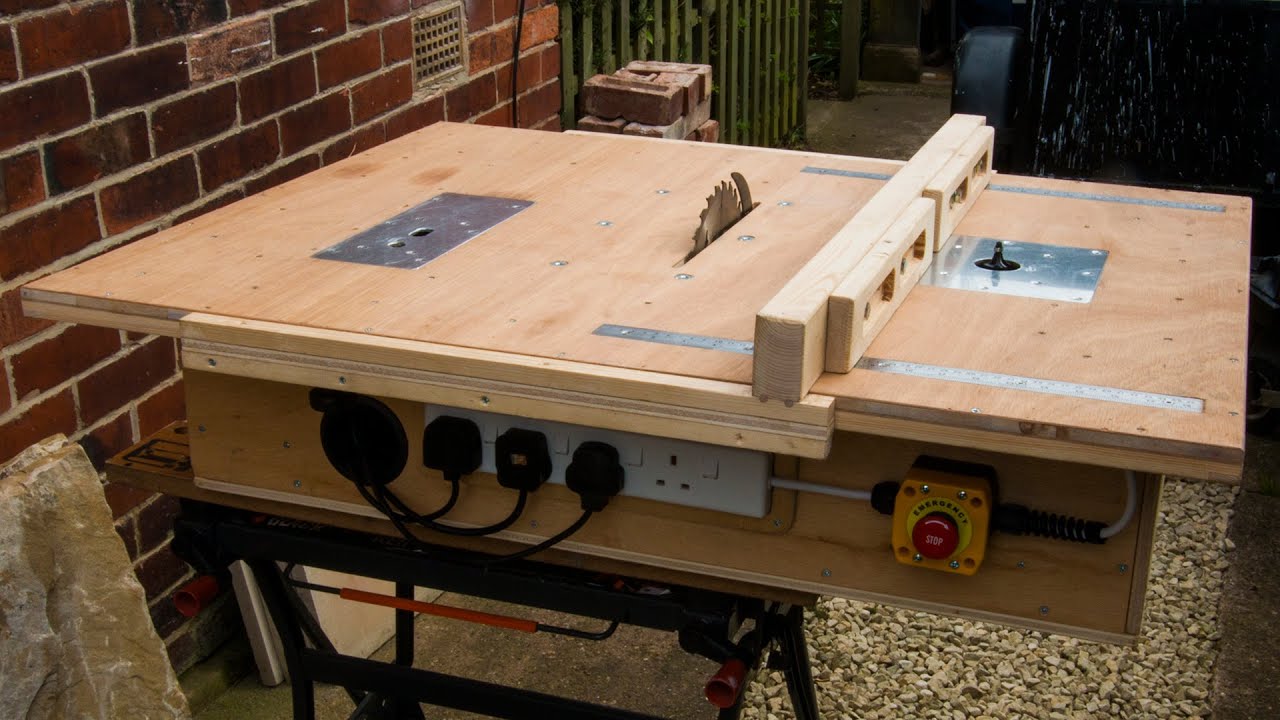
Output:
[425, 405, 772, 518]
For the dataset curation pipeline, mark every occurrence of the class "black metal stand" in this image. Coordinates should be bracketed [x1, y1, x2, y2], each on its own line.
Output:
[178, 507, 820, 720]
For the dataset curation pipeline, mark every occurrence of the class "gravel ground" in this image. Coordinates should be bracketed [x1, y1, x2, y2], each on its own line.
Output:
[740, 478, 1238, 720]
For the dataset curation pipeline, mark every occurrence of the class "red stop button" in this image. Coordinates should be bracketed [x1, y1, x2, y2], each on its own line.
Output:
[912, 513, 960, 559]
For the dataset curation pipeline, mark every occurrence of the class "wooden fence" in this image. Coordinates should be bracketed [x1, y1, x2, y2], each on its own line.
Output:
[558, 0, 810, 147]
[809, 0, 861, 99]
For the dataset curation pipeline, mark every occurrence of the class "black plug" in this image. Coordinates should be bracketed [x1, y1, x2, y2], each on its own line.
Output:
[422, 416, 482, 482]
[495, 427, 552, 491]
[870, 481, 900, 516]
[311, 389, 408, 487]
[565, 441, 624, 511]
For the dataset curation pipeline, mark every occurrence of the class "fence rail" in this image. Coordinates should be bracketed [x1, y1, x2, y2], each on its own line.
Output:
[809, 0, 860, 98]
[558, 0, 810, 147]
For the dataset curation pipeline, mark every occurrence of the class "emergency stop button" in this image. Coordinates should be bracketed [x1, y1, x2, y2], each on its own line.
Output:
[912, 513, 960, 559]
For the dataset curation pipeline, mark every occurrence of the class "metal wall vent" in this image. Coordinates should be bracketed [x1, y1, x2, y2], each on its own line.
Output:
[412, 1, 466, 87]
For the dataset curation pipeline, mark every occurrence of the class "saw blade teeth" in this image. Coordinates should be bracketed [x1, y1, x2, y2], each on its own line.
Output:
[688, 173, 753, 263]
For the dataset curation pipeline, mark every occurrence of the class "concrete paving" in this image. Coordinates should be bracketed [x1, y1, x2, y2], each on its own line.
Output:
[805, 82, 952, 161]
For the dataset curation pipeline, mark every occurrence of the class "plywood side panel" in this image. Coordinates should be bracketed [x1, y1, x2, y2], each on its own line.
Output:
[183, 371, 1155, 641]
[109, 423, 816, 606]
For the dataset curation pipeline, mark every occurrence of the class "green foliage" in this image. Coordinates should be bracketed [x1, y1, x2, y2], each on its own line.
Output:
[807, 0, 843, 81]
[808, 0, 868, 83]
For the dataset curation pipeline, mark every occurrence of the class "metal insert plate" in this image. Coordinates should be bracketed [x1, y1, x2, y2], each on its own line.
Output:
[314, 193, 532, 269]
[923, 236, 1108, 303]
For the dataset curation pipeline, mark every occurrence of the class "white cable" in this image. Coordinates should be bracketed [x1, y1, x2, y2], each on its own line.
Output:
[770, 477, 872, 502]
[1100, 470, 1138, 539]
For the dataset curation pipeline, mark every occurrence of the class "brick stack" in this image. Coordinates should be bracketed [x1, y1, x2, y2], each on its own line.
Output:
[0, 0, 562, 674]
[578, 61, 720, 142]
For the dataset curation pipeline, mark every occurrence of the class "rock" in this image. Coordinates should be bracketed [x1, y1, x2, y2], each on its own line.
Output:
[0, 436, 189, 719]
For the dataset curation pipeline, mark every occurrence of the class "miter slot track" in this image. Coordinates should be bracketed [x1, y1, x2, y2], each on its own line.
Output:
[591, 326, 1204, 412]
[855, 358, 1205, 413]
[593, 324, 755, 355]
[800, 166, 1226, 213]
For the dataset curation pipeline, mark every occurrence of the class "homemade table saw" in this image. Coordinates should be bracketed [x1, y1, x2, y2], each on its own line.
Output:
[24, 119, 1248, 672]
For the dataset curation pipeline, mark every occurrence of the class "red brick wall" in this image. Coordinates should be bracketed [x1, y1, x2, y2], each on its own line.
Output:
[0, 0, 560, 673]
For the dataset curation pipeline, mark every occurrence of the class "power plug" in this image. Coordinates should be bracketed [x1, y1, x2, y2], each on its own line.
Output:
[495, 427, 552, 491]
[422, 415, 483, 482]
[565, 441, 625, 511]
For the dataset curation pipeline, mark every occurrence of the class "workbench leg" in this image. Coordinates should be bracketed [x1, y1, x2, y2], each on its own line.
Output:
[775, 606, 820, 720]
[247, 559, 317, 720]
[390, 582, 424, 720]
[395, 582, 415, 666]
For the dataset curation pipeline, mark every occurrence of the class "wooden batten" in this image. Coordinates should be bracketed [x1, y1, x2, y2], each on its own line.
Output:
[180, 313, 835, 458]
[22, 289, 183, 337]
[752, 114, 985, 403]
[923, 125, 996, 248]
[825, 198, 935, 373]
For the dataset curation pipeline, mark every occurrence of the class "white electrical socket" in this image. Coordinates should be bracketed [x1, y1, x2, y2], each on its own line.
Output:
[424, 405, 771, 518]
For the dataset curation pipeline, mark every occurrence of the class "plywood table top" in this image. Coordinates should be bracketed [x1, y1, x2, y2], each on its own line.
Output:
[25, 123, 1250, 478]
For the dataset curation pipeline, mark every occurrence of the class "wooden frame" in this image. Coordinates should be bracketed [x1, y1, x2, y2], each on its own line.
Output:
[22, 119, 1249, 646]
[177, 370, 1162, 643]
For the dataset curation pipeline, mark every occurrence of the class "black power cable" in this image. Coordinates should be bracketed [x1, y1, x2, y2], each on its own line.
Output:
[362, 441, 621, 566]
[349, 420, 460, 519]
[345, 418, 523, 537]
[355, 479, 592, 567]
[993, 504, 1106, 544]
[376, 483, 528, 537]
[484, 509, 593, 566]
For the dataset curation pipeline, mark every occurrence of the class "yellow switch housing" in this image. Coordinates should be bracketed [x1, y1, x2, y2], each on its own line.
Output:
[891, 457, 994, 575]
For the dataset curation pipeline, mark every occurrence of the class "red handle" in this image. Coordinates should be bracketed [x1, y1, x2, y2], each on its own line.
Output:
[339, 587, 539, 633]
[704, 658, 748, 709]
[173, 575, 222, 618]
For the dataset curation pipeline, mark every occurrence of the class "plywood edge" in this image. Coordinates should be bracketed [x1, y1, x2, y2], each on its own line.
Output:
[179, 312, 834, 429]
[834, 409, 1243, 482]
[825, 198, 936, 373]
[752, 114, 985, 403]
[923, 125, 995, 249]
[182, 340, 834, 458]
[1125, 474, 1163, 635]
[21, 289, 182, 337]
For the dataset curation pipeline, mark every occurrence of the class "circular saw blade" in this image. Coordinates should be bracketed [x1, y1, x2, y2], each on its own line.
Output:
[686, 173, 754, 264]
